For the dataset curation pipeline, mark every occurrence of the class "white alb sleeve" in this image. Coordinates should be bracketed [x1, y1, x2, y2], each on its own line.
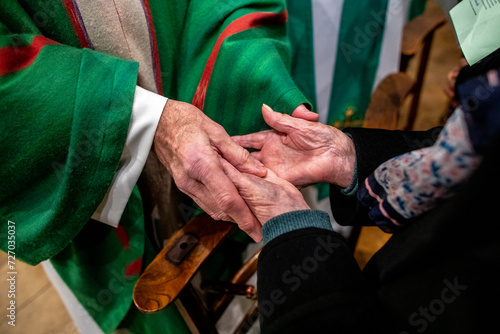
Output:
[91, 86, 167, 227]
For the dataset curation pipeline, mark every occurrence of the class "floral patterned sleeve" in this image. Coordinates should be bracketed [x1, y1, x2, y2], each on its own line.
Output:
[357, 68, 500, 232]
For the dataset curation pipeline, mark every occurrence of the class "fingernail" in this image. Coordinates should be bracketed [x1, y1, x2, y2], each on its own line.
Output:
[262, 104, 273, 113]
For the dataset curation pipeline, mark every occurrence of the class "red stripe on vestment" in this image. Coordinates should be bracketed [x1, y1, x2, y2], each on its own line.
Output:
[192, 10, 288, 110]
[62, 0, 91, 49]
[0, 36, 58, 75]
[125, 257, 143, 277]
[141, 0, 163, 95]
[115, 225, 130, 250]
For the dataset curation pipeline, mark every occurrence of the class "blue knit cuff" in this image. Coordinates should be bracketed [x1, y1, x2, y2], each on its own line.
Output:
[262, 210, 333, 245]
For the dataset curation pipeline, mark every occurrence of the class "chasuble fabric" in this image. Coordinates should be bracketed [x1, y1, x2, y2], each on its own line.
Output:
[0, 0, 309, 332]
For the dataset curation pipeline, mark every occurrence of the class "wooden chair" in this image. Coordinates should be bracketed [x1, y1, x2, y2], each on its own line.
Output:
[399, 0, 447, 130]
[330, 0, 447, 131]
[133, 214, 260, 334]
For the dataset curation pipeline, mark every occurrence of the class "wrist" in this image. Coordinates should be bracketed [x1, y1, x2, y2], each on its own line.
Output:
[333, 153, 356, 188]
[153, 99, 171, 150]
[256, 187, 311, 225]
[153, 99, 196, 159]
[325, 134, 356, 188]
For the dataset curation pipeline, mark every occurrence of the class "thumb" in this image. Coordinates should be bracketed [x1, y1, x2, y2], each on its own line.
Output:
[291, 104, 319, 122]
[262, 104, 303, 134]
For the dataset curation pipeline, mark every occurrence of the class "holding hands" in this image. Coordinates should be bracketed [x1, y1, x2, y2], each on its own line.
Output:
[153, 100, 355, 239]
[227, 104, 356, 229]
[233, 104, 356, 189]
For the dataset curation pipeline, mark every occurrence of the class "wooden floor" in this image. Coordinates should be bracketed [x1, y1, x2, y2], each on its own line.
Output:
[0, 6, 463, 333]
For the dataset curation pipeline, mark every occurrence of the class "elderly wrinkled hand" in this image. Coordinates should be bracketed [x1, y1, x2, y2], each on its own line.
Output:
[233, 104, 356, 188]
[219, 157, 310, 226]
[153, 99, 267, 241]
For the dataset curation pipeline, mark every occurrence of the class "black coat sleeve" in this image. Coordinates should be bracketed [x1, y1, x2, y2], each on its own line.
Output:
[330, 127, 442, 227]
[257, 227, 390, 333]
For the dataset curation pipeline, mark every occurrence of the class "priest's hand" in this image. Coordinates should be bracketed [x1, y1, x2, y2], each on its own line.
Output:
[153, 99, 267, 241]
[233, 104, 356, 188]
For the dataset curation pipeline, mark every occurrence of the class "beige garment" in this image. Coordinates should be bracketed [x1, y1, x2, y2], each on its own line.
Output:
[75, 0, 189, 245]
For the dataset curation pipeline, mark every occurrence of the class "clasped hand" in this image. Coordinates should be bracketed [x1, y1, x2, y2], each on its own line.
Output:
[228, 104, 356, 226]
[154, 100, 355, 240]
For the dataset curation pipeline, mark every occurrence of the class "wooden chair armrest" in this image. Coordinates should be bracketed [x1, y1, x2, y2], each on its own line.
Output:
[401, 1, 446, 57]
[363, 72, 415, 130]
[133, 214, 235, 313]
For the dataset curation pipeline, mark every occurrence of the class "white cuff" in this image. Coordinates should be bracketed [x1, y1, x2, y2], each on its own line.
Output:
[91, 86, 167, 227]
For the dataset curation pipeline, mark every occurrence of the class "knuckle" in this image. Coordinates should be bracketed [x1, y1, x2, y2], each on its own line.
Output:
[211, 211, 229, 221]
[237, 219, 254, 232]
[216, 191, 238, 213]
[208, 211, 220, 220]
[232, 147, 251, 168]
[204, 122, 225, 140]
[174, 177, 189, 191]
[185, 154, 211, 180]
